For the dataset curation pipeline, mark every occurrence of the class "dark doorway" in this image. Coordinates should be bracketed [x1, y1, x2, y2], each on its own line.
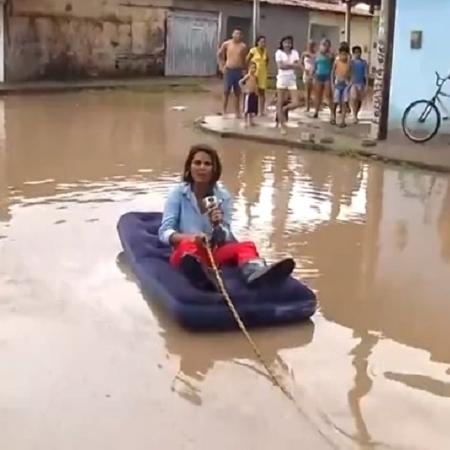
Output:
[226, 16, 251, 45]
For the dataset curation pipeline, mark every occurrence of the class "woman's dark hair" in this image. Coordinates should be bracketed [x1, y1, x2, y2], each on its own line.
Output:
[255, 35, 266, 46]
[183, 144, 222, 185]
[279, 35, 294, 50]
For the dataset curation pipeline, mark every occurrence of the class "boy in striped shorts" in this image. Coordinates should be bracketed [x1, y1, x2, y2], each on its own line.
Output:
[239, 62, 259, 127]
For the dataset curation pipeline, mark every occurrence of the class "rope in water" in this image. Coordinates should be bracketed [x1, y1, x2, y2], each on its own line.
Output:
[203, 240, 339, 449]
[203, 241, 294, 400]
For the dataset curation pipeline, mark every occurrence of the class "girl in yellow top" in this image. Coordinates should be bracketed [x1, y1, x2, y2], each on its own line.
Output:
[246, 35, 269, 115]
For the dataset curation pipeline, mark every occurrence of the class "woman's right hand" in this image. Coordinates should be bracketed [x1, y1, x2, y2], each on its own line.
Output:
[170, 233, 196, 246]
[194, 233, 208, 246]
[170, 232, 207, 246]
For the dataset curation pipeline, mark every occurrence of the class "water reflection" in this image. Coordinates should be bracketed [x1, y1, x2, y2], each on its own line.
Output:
[116, 251, 314, 406]
[438, 182, 450, 263]
[385, 372, 450, 399]
[347, 331, 379, 448]
[371, 169, 450, 366]
[168, 324, 315, 407]
[3, 93, 173, 188]
[221, 145, 450, 444]
[1, 91, 450, 448]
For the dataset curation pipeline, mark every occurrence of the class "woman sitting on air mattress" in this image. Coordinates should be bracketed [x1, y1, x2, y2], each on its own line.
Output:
[158, 144, 295, 291]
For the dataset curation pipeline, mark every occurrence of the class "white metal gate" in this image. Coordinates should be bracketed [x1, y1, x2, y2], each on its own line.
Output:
[165, 11, 219, 76]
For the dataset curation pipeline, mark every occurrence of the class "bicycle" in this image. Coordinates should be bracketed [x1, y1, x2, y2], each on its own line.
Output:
[402, 71, 450, 143]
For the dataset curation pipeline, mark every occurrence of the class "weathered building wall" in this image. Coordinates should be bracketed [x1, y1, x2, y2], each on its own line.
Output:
[174, 0, 253, 42]
[4, 0, 316, 81]
[309, 11, 374, 71]
[389, 0, 450, 131]
[6, 0, 169, 80]
[261, 4, 309, 77]
[173, 0, 310, 77]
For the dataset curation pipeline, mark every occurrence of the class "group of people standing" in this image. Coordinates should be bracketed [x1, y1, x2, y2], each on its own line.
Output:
[217, 30, 269, 127]
[217, 29, 369, 134]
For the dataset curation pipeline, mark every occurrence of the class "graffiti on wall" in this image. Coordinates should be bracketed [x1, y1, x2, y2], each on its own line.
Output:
[371, 6, 386, 137]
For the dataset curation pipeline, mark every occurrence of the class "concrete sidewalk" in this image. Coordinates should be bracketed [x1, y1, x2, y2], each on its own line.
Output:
[0, 77, 213, 95]
[198, 108, 450, 173]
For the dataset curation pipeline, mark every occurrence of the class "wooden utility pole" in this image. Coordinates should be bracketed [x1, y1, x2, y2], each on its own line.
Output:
[371, 0, 396, 140]
[252, 0, 260, 44]
[345, 0, 352, 44]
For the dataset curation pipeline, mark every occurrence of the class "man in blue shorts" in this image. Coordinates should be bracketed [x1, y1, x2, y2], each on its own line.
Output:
[217, 29, 248, 118]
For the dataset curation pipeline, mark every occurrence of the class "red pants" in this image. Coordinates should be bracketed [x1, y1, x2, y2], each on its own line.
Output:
[170, 238, 259, 268]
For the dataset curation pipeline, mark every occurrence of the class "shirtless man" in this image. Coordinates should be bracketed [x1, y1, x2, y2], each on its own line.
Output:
[217, 29, 247, 118]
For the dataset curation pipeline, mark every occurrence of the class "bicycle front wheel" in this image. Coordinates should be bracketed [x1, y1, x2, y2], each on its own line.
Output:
[402, 100, 441, 143]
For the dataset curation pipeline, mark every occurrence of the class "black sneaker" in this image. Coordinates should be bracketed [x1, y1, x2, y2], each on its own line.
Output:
[179, 254, 218, 292]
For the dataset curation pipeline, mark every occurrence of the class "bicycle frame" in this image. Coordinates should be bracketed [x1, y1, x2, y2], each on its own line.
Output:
[436, 95, 449, 119]
[418, 72, 450, 122]
[431, 73, 450, 108]
[402, 70, 450, 142]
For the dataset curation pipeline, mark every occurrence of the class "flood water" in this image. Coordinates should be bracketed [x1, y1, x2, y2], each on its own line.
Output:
[1, 90, 450, 450]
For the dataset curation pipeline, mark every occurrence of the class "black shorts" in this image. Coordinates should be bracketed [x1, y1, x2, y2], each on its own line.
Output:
[244, 93, 258, 115]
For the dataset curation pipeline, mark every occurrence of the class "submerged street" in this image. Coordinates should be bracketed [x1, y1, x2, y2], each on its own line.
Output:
[1, 90, 450, 449]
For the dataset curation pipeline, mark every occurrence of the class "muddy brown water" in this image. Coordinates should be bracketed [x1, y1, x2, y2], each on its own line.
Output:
[1, 90, 450, 450]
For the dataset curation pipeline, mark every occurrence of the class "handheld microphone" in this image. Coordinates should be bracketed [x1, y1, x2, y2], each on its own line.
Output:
[202, 195, 220, 215]
[202, 195, 226, 246]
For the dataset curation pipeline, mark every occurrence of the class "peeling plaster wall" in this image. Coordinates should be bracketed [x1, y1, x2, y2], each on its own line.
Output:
[6, 0, 168, 80]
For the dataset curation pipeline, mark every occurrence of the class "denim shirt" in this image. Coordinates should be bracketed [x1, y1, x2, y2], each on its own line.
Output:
[158, 182, 233, 245]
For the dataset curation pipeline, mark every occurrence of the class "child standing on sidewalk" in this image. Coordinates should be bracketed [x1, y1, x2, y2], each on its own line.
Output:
[331, 43, 352, 127]
[239, 62, 259, 127]
[301, 40, 317, 112]
[350, 45, 368, 124]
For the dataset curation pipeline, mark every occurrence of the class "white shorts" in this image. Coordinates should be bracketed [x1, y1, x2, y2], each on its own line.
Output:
[276, 79, 298, 90]
[276, 72, 297, 90]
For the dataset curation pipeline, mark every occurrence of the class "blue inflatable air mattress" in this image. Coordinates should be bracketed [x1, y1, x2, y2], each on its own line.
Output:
[117, 212, 317, 330]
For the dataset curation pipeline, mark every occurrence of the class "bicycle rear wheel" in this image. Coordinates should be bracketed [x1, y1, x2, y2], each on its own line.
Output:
[402, 100, 441, 143]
